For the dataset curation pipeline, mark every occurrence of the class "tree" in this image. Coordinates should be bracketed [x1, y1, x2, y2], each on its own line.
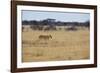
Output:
[84, 21, 90, 27]
[22, 20, 29, 25]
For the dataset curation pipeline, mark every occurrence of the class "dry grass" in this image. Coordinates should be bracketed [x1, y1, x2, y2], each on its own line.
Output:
[22, 28, 90, 62]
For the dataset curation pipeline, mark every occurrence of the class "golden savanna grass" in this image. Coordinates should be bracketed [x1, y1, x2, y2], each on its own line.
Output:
[22, 27, 90, 62]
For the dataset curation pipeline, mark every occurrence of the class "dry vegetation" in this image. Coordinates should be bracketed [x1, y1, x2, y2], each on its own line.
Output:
[22, 27, 90, 62]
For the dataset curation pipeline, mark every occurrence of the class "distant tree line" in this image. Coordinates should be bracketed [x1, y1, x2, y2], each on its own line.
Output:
[22, 18, 90, 31]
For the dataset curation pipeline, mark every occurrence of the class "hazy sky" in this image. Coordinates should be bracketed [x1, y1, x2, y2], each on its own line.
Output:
[22, 10, 90, 22]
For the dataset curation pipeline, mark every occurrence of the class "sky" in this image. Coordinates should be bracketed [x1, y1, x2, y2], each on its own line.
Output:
[22, 10, 90, 22]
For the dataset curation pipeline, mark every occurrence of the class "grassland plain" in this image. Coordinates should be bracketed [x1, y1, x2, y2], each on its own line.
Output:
[22, 28, 90, 62]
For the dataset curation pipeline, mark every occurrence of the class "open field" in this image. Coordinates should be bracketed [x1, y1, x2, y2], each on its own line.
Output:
[22, 28, 90, 62]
